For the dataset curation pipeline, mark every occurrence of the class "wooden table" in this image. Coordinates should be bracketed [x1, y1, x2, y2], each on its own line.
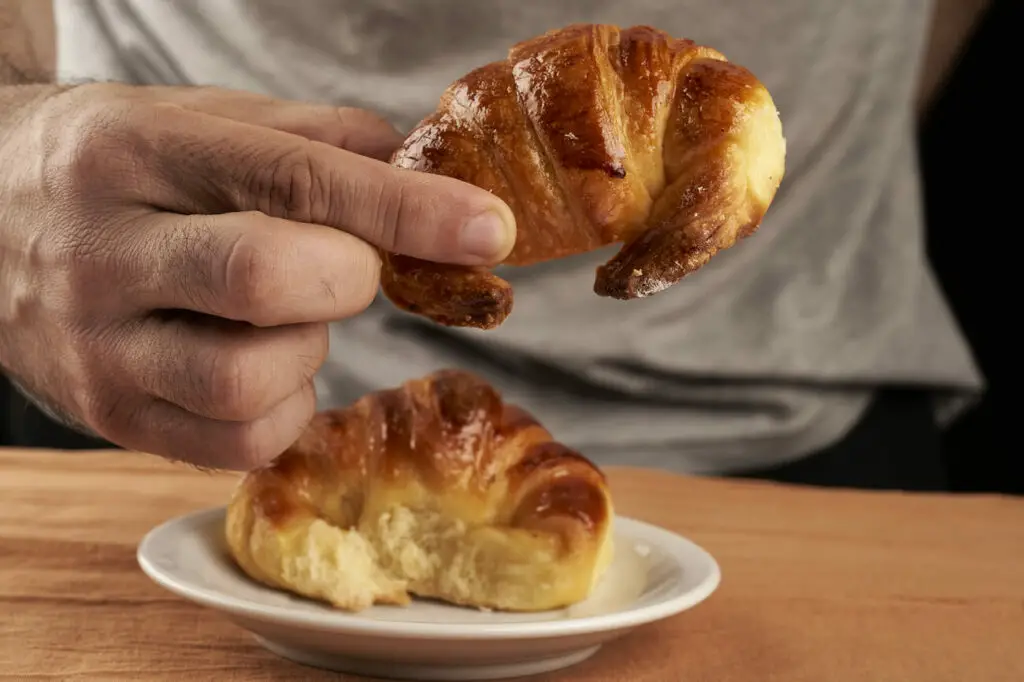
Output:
[2, 448, 1023, 681]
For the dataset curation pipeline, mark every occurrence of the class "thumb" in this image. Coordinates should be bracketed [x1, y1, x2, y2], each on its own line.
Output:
[152, 85, 403, 161]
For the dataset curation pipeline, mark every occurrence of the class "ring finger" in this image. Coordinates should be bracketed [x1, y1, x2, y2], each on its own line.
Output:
[104, 380, 318, 471]
[118, 312, 328, 423]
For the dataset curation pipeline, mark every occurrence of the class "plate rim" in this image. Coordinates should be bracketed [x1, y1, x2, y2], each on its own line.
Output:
[137, 506, 721, 641]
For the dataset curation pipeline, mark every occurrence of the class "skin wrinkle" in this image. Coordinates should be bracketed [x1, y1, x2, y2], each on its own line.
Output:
[377, 173, 411, 255]
[320, 277, 338, 309]
[201, 323, 253, 420]
[283, 149, 317, 218]
[239, 142, 299, 219]
[307, 150, 332, 228]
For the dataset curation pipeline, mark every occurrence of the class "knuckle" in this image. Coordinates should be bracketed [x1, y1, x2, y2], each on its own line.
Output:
[222, 228, 281, 323]
[46, 214, 143, 317]
[50, 100, 137, 198]
[80, 385, 133, 440]
[370, 177, 411, 252]
[205, 347, 264, 421]
[227, 383, 316, 471]
[250, 146, 325, 222]
[57, 217, 113, 268]
[160, 215, 220, 311]
[74, 329, 135, 435]
[232, 428, 277, 470]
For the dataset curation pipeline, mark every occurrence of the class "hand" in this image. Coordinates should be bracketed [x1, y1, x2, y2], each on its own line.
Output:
[0, 83, 516, 469]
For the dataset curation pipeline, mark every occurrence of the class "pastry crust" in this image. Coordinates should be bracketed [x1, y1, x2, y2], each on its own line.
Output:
[383, 23, 786, 328]
[225, 370, 614, 612]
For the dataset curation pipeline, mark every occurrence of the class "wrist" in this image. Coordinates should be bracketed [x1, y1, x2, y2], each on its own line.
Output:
[0, 82, 64, 121]
[0, 82, 68, 163]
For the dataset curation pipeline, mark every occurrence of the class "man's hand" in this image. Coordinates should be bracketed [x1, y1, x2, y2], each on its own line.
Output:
[0, 83, 516, 469]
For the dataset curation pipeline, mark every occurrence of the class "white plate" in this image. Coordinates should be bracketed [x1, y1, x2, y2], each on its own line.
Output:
[138, 507, 720, 681]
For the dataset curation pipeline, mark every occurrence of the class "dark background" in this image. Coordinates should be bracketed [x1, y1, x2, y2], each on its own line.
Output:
[2, 0, 1019, 493]
[921, 0, 1019, 493]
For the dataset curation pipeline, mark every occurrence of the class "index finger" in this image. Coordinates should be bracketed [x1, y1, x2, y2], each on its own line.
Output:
[132, 103, 516, 267]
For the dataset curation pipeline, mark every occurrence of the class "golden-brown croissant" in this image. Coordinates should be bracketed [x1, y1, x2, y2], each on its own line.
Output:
[382, 24, 786, 329]
[225, 369, 614, 612]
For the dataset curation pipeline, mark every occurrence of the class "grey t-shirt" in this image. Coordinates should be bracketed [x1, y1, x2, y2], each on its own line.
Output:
[53, 0, 983, 474]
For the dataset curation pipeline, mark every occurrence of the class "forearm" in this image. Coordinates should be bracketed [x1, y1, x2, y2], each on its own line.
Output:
[0, 0, 61, 213]
[1, 1, 76, 429]
[1, 0, 60, 141]
[917, 0, 992, 116]
[0, 0, 54, 85]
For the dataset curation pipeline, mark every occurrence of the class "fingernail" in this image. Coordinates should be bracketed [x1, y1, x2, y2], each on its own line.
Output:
[460, 210, 514, 262]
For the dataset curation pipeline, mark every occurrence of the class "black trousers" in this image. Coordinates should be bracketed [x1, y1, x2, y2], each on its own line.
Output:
[737, 389, 945, 491]
[1, 373, 944, 491]
[0, 374, 114, 450]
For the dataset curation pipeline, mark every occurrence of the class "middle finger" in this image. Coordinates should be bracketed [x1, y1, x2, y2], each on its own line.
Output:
[128, 211, 381, 326]
[118, 312, 328, 423]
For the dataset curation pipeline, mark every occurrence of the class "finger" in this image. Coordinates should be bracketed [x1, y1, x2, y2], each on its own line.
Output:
[119, 313, 328, 422]
[128, 211, 381, 326]
[131, 103, 516, 266]
[104, 380, 317, 471]
[152, 86, 403, 161]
